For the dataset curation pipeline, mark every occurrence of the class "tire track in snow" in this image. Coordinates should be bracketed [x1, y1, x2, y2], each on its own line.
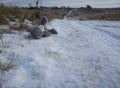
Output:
[78, 21, 120, 53]
[3, 20, 120, 88]
[68, 20, 120, 88]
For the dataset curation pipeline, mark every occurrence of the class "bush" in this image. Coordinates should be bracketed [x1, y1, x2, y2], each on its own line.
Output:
[86, 5, 92, 9]
[0, 53, 16, 88]
[0, 16, 8, 24]
[0, 4, 33, 24]
[0, 30, 12, 35]
[10, 23, 29, 31]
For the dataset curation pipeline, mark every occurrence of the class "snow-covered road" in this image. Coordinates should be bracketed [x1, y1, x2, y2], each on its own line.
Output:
[1, 20, 120, 88]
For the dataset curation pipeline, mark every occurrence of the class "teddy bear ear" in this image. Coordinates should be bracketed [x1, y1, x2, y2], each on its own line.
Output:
[38, 16, 48, 25]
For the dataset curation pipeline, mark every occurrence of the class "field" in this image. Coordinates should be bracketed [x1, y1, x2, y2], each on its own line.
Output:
[0, 4, 120, 25]
[0, 19, 120, 88]
[0, 4, 120, 88]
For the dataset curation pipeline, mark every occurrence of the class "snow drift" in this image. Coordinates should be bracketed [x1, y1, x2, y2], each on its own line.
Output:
[0, 19, 120, 88]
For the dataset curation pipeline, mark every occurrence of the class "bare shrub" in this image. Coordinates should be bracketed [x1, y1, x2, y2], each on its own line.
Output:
[0, 36, 10, 49]
[0, 56, 15, 73]
[0, 53, 16, 88]
[86, 5, 92, 9]
[0, 4, 30, 25]
[10, 23, 29, 31]
[0, 29, 13, 35]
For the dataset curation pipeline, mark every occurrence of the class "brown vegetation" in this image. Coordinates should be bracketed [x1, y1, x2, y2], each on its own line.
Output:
[0, 4, 55, 25]
[0, 4, 120, 34]
[0, 29, 12, 34]
[10, 23, 29, 31]
[0, 4, 26, 24]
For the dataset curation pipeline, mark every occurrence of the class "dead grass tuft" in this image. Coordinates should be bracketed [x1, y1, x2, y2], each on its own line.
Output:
[87, 12, 120, 20]
[10, 23, 29, 31]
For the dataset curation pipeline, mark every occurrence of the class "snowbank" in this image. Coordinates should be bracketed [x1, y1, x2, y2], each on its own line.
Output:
[0, 19, 120, 88]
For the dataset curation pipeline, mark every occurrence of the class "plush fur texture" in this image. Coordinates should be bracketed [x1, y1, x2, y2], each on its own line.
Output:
[30, 26, 43, 39]
[48, 28, 58, 34]
[26, 16, 58, 39]
[42, 30, 51, 37]
[38, 16, 48, 26]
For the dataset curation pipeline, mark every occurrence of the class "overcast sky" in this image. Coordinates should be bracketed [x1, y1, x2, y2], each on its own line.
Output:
[1, 0, 120, 8]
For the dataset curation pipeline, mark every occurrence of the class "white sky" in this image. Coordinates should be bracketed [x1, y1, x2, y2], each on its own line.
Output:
[0, 0, 120, 8]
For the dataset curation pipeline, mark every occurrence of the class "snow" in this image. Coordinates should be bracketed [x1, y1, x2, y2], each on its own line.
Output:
[23, 19, 33, 27]
[0, 19, 120, 88]
[0, 25, 9, 30]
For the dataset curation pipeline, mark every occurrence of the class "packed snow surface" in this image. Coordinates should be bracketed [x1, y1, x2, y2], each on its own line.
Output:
[0, 19, 120, 88]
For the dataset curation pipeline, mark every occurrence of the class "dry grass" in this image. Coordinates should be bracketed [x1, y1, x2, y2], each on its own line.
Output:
[0, 30, 13, 34]
[1, 3, 119, 34]
[0, 4, 40, 25]
[102, 12, 120, 20]
[0, 61, 15, 72]
[0, 4, 31, 24]
[87, 12, 120, 20]
[0, 4, 34, 33]
[0, 53, 16, 88]
[10, 23, 29, 31]
[0, 4, 22, 24]
[0, 4, 54, 31]
[0, 36, 16, 72]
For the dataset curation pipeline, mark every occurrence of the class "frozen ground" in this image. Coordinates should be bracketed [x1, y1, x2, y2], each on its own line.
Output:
[0, 19, 120, 88]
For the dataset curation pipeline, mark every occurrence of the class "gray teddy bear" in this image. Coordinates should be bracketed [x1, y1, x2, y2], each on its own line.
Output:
[27, 16, 57, 39]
